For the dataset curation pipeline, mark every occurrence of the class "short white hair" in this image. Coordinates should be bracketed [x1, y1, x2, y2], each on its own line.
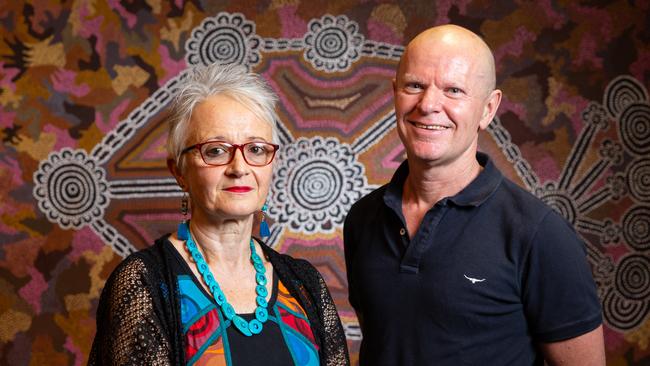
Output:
[166, 63, 279, 170]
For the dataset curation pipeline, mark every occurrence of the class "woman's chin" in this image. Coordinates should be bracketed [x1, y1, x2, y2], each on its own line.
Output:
[200, 208, 258, 222]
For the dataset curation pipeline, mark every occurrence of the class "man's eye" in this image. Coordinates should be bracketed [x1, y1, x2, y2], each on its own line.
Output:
[448, 87, 463, 94]
[405, 82, 423, 90]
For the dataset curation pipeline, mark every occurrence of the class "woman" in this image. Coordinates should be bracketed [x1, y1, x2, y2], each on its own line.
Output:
[89, 63, 349, 365]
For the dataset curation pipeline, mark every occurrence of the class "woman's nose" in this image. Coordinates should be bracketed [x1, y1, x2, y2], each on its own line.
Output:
[225, 148, 249, 177]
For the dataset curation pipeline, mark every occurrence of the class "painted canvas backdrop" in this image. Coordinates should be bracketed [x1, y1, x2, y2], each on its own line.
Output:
[0, 1, 648, 364]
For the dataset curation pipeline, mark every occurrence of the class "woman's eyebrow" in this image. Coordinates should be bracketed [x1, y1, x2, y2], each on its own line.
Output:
[202, 136, 270, 142]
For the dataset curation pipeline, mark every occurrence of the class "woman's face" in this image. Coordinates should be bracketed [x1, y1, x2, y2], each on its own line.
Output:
[178, 94, 274, 223]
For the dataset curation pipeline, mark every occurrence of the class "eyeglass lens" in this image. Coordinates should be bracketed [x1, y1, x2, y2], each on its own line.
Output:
[200, 142, 276, 166]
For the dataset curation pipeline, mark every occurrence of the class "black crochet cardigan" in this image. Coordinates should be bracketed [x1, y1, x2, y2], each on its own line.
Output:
[88, 235, 349, 365]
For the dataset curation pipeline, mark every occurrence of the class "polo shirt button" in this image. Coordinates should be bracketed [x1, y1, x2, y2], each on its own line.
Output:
[399, 228, 406, 236]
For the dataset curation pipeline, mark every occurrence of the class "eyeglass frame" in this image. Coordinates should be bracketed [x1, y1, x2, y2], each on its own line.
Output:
[180, 140, 280, 167]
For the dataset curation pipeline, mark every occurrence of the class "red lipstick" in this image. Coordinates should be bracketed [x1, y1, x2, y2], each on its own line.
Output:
[225, 186, 253, 193]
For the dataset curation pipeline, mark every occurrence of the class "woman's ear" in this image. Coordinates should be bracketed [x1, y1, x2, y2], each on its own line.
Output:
[167, 158, 186, 189]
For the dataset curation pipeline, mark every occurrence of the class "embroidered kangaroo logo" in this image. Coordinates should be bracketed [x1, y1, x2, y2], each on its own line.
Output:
[464, 274, 486, 284]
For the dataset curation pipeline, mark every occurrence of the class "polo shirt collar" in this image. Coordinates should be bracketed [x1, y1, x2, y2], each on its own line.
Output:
[383, 152, 503, 210]
[451, 152, 503, 206]
[383, 160, 408, 216]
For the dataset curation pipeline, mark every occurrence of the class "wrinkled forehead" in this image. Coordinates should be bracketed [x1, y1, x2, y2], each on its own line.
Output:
[186, 95, 274, 143]
[400, 47, 484, 79]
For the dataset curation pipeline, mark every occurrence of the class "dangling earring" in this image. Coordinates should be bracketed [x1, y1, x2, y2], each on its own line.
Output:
[260, 203, 271, 238]
[177, 191, 190, 240]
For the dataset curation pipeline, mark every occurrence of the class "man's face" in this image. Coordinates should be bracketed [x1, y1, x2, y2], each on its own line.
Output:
[393, 35, 496, 168]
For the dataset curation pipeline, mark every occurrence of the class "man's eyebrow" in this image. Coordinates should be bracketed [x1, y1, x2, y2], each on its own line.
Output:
[401, 73, 425, 83]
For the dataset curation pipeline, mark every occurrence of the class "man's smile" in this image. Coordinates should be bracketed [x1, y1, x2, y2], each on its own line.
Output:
[408, 120, 450, 130]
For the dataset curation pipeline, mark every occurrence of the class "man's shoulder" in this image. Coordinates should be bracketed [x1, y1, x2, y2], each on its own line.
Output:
[349, 184, 388, 212]
[488, 177, 580, 236]
[495, 177, 553, 213]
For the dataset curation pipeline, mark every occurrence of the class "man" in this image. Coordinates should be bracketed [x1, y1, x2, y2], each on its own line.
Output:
[344, 24, 605, 365]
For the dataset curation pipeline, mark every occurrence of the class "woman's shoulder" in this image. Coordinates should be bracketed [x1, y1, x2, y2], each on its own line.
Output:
[259, 241, 317, 272]
[106, 234, 173, 284]
[259, 242, 326, 295]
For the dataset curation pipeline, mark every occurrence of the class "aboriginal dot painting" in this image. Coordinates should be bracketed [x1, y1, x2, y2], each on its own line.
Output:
[1, 1, 648, 364]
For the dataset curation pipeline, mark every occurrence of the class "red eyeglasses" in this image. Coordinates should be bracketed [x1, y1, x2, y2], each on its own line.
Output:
[181, 141, 280, 166]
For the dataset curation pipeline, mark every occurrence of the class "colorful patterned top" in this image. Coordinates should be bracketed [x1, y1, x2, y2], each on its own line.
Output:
[89, 236, 349, 365]
[170, 244, 320, 366]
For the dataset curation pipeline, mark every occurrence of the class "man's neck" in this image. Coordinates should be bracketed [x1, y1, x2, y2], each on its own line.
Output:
[405, 156, 481, 205]
[401, 153, 482, 238]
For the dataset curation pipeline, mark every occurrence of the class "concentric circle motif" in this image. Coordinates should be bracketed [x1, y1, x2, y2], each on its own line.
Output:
[269, 137, 367, 233]
[602, 289, 649, 331]
[538, 186, 577, 225]
[604, 75, 648, 119]
[33, 148, 109, 229]
[615, 254, 650, 301]
[185, 12, 262, 68]
[303, 14, 365, 72]
[618, 103, 650, 155]
[627, 158, 650, 202]
[621, 206, 650, 252]
[291, 161, 343, 211]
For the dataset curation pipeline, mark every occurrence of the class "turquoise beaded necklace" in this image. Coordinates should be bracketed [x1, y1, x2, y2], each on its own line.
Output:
[178, 221, 269, 336]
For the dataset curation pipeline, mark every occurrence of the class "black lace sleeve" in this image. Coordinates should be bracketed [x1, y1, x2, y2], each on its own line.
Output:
[308, 261, 350, 366]
[88, 256, 173, 365]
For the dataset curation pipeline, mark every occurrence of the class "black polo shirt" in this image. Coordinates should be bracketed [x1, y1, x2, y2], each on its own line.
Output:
[344, 153, 602, 365]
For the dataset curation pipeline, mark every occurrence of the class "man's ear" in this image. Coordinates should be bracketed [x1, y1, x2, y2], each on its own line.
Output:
[167, 158, 185, 189]
[479, 88, 502, 130]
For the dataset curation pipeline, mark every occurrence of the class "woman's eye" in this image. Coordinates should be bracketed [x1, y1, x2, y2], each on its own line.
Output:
[204, 146, 228, 157]
[248, 144, 266, 155]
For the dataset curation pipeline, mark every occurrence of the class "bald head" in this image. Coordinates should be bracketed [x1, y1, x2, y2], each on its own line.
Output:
[398, 24, 497, 95]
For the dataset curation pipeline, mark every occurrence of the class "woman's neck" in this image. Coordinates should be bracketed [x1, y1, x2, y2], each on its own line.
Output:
[188, 213, 254, 271]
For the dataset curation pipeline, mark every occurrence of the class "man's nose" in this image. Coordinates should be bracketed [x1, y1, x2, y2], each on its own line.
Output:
[418, 87, 442, 114]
